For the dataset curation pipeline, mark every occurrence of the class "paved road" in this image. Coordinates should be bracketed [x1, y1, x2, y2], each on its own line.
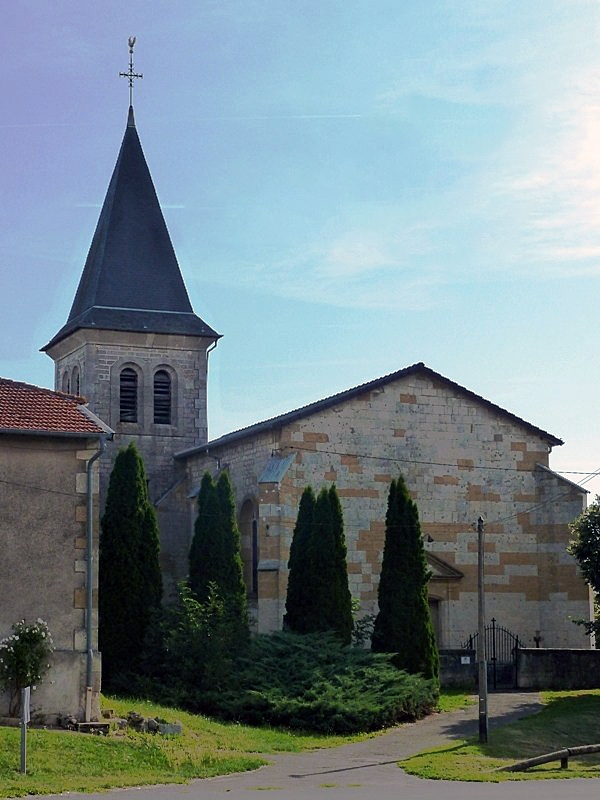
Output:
[34, 693, 600, 800]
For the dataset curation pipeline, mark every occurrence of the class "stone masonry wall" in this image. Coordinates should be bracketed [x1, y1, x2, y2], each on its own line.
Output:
[0, 435, 102, 721]
[185, 371, 590, 648]
[46, 328, 214, 594]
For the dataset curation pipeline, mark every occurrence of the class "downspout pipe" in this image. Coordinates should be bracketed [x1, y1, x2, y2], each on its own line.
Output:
[85, 435, 109, 701]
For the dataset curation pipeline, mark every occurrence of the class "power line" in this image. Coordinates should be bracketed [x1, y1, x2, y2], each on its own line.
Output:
[0, 476, 79, 499]
[276, 444, 600, 482]
[274, 444, 598, 531]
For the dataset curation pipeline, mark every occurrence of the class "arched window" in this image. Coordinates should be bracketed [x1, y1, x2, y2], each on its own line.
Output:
[72, 366, 80, 396]
[153, 369, 171, 424]
[120, 368, 138, 422]
[61, 371, 70, 394]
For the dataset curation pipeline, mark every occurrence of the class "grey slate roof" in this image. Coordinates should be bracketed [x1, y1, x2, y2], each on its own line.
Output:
[175, 362, 564, 460]
[43, 106, 219, 351]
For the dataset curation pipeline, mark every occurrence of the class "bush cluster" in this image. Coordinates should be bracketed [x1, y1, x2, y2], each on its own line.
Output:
[113, 581, 245, 708]
[210, 632, 437, 732]
[137, 628, 437, 734]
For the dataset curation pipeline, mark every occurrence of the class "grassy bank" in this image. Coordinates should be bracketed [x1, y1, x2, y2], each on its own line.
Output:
[402, 690, 600, 781]
[0, 695, 367, 798]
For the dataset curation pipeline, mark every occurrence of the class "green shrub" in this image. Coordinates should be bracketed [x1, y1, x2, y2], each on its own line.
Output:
[197, 631, 437, 733]
[130, 624, 436, 734]
[135, 582, 244, 700]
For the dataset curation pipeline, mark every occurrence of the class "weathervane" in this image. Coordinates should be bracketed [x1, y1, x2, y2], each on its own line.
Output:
[119, 36, 143, 106]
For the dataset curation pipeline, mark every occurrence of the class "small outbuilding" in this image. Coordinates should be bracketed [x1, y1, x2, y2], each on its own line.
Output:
[0, 378, 112, 723]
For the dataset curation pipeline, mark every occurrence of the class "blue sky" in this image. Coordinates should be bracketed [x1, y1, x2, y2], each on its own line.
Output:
[1, 0, 599, 497]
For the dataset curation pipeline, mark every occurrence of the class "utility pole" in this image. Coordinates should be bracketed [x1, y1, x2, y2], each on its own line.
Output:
[477, 515, 488, 743]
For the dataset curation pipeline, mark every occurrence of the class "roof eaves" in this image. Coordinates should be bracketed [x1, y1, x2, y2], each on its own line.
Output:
[0, 427, 109, 439]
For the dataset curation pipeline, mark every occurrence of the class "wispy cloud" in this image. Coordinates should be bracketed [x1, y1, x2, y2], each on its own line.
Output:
[178, 2, 600, 311]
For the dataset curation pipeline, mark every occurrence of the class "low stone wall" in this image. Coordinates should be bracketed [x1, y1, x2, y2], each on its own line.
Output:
[439, 649, 477, 688]
[517, 648, 600, 690]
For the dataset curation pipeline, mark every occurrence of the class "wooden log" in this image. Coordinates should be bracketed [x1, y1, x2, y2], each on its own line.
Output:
[499, 743, 600, 772]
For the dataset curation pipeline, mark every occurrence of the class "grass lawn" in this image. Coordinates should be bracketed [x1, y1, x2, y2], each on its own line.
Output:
[0, 694, 372, 798]
[401, 689, 600, 782]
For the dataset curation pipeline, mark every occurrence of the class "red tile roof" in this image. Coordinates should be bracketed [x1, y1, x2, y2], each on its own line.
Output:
[0, 378, 110, 436]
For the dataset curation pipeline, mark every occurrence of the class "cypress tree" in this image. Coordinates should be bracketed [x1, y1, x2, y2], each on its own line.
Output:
[326, 484, 353, 644]
[99, 442, 162, 685]
[188, 471, 248, 631]
[188, 472, 222, 603]
[285, 484, 353, 644]
[215, 470, 248, 631]
[284, 486, 317, 633]
[371, 476, 439, 680]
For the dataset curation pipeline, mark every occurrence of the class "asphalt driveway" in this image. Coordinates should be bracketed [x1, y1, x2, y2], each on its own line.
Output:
[32, 692, 600, 800]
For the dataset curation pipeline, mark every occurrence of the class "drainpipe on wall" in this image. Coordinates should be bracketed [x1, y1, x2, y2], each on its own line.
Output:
[85, 435, 109, 721]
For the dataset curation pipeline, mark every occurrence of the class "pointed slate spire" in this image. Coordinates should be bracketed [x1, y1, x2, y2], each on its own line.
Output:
[43, 107, 218, 351]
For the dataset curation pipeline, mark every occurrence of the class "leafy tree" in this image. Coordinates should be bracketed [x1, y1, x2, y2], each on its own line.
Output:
[371, 477, 439, 680]
[138, 581, 237, 702]
[285, 485, 353, 644]
[99, 442, 162, 685]
[569, 496, 600, 637]
[284, 486, 317, 633]
[188, 471, 248, 635]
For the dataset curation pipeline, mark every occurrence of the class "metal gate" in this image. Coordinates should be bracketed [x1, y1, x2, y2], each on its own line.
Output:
[463, 618, 521, 690]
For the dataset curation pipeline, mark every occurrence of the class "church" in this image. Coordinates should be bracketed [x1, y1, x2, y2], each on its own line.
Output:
[41, 65, 592, 670]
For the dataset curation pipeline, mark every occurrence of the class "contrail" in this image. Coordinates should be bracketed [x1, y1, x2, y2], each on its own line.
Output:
[198, 113, 363, 121]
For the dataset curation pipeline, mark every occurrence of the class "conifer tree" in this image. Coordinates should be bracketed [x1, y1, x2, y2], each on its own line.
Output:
[215, 470, 249, 630]
[285, 485, 353, 644]
[188, 471, 248, 631]
[188, 472, 221, 603]
[284, 486, 317, 633]
[322, 484, 353, 644]
[99, 442, 162, 685]
[371, 476, 439, 680]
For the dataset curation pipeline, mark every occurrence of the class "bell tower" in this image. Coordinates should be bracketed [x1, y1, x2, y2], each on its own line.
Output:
[42, 39, 220, 584]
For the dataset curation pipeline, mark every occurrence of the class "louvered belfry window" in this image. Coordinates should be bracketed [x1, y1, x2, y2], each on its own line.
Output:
[120, 368, 138, 422]
[154, 370, 171, 424]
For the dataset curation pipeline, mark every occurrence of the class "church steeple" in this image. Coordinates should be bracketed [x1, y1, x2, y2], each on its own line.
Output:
[42, 38, 220, 593]
[43, 40, 218, 352]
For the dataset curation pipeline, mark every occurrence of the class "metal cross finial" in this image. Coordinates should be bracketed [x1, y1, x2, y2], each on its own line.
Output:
[119, 36, 143, 106]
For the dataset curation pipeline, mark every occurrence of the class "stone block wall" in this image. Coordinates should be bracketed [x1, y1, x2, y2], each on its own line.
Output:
[46, 328, 215, 594]
[47, 328, 212, 500]
[0, 435, 102, 721]
[184, 370, 590, 648]
[517, 648, 600, 690]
